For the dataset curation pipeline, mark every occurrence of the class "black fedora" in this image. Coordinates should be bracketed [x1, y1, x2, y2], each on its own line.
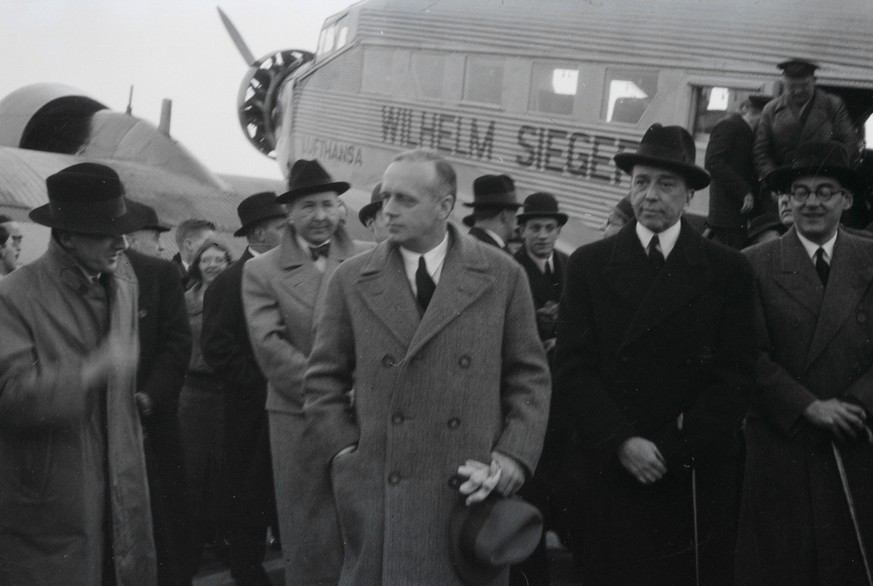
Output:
[765, 141, 864, 195]
[126, 199, 171, 232]
[462, 174, 521, 226]
[233, 191, 286, 237]
[358, 183, 385, 226]
[449, 496, 543, 585]
[614, 124, 710, 190]
[276, 159, 350, 204]
[30, 162, 146, 236]
[516, 192, 568, 226]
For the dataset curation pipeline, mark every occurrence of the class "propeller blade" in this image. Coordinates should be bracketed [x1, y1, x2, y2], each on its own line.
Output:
[217, 6, 257, 66]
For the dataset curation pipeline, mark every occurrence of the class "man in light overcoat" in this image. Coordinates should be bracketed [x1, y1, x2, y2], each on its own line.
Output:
[303, 149, 551, 585]
[737, 141, 873, 585]
[243, 161, 362, 585]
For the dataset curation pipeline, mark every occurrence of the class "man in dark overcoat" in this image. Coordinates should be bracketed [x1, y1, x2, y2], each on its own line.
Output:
[125, 201, 193, 586]
[736, 142, 873, 585]
[552, 124, 757, 585]
[303, 149, 551, 585]
[201, 192, 287, 584]
[753, 59, 857, 180]
[705, 95, 770, 248]
[463, 174, 522, 251]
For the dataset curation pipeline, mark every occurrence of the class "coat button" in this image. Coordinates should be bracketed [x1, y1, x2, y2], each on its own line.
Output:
[458, 355, 471, 368]
[391, 413, 405, 425]
[447, 417, 460, 429]
[448, 474, 463, 489]
[382, 354, 397, 367]
[388, 472, 401, 485]
[859, 313, 867, 324]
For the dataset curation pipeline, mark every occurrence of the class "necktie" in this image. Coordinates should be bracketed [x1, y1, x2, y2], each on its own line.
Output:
[309, 242, 330, 260]
[815, 248, 829, 286]
[416, 256, 436, 311]
[544, 260, 553, 280]
[648, 235, 665, 271]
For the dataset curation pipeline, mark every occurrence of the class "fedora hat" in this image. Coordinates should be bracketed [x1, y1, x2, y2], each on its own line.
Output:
[30, 163, 146, 236]
[233, 191, 286, 236]
[276, 159, 350, 204]
[764, 141, 865, 195]
[449, 496, 543, 585]
[126, 199, 170, 232]
[516, 192, 568, 226]
[358, 183, 385, 226]
[462, 174, 521, 226]
[614, 124, 710, 190]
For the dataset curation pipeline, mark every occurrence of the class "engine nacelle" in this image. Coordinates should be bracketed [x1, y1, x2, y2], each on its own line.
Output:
[237, 49, 314, 159]
[0, 84, 108, 152]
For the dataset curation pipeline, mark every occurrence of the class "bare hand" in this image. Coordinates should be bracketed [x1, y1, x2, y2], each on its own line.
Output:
[804, 399, 868, 442]
[618, 437, 667, 484]
[492, 451, 525, 497]
[457, 459, 501, 505]
[135, 392, 155, 417]
[741, 193, 755, 215]
[81, 330, 139, 390]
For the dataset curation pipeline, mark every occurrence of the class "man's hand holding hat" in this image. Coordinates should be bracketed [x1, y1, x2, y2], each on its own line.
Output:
[457, 451, 525, 505]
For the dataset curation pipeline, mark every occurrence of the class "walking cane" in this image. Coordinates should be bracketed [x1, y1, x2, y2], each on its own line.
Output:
[691, 467, 700, 586]
[831, 442, 873, 586]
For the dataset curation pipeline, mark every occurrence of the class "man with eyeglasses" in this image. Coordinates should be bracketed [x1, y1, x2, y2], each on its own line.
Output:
[737, 141, 873, 584]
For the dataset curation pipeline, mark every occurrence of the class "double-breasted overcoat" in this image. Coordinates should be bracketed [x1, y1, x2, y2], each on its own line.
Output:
[303, 225, 550, 585]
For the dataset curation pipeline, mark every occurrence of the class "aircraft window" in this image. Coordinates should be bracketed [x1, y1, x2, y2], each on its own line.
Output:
[362, 47, 397, 95]
[337, 26, 349, 49]
[692, 86, 757, 138]
[603, 69, 658, 124]
[463, 57, 504, 106]
[411, 52, 445, 100]
[318, 24, 336, 55]
[530, 64, 578, 116]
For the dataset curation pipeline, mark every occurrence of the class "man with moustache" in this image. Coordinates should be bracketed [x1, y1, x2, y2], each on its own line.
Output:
[553, 125, 756, 585]
[243, 162, 362, 585]
[201, 192, 287, 585]
[737, 142, 873, 585]
[0, 163, 155, 585]
[304, 149, 550, 584]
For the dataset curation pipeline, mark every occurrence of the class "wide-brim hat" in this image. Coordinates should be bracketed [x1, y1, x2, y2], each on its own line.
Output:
[449, 496, 543, 585]
[764, 141, 865, 195]
[359, 183, 385, 226]
[614, 124, 710, 190]
[746, 213, 788, 245]
[516, 192, 568, 226]
[126, 199, 171, 232]
[463, 174, 522, 210]
[29, 162, 147, 236]
[234, 191, 286, 236]
[276, 159, 350, 204]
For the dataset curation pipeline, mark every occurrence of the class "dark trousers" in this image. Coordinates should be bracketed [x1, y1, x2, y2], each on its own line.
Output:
[227, 524, 271, 585]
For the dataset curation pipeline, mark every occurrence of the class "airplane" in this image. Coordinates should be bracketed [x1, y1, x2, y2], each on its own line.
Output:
[222, 0, 873, 249]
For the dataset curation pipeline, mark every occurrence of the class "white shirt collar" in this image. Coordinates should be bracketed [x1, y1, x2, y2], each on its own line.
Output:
[247, 245, 261, 258]
[483, 228, 506, 249]
[526, 248, 554, 273]
[635, 220, 682, 259]
[795, 230, 837, 264]
[399, 232, 449, 295]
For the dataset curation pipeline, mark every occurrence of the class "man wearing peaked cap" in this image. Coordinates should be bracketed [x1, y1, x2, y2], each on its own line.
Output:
[552, 124, 757, 584]
[242, 160, 365, 584]
[201, 190, 287, 583]
[0, 162, 157, 584]
[754, 58, 858, 180]
[737, 142, 873, 585]
[464, 174, 522, 251]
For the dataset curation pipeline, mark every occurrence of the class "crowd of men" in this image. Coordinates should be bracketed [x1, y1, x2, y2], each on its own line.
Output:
[1, 56, 872, 586]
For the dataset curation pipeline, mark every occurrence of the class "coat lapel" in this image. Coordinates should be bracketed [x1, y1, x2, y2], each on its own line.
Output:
[275, 228, 322, 310]
[406, 229, 491, 359]
[602, 224, 656, 312]
[356, 242, 421, 349]
[618, 220, 714, 350]
[806, 231, 873, 367]
[772, 228, 823, 318]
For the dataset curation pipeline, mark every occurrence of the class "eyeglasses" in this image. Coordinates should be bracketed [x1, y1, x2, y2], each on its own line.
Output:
[789, 186, 845, 203]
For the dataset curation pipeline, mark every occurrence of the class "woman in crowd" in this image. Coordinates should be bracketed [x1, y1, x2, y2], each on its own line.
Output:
[178, 239, 233, 579]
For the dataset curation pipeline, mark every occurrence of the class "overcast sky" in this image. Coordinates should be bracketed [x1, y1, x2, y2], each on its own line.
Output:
[2, 0, 355, 180]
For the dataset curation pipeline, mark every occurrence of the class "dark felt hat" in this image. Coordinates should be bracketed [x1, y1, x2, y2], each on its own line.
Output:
[126, 199, 170, 232]
[516, 192, 568, 226]
[764, 141, 865, 195]
[778, 59, 819, 78]
[748, 94, 773, 110]
[745, 213, 787, 246]
[613, 124, 710, 190]
[234, 191, 286, 237]
[463, 175, 521, 209]
[358, 183, 385, 226]
[30, 163, 146, 235]
[449, 496, 543, 585]
[276, 159, 350, 204]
